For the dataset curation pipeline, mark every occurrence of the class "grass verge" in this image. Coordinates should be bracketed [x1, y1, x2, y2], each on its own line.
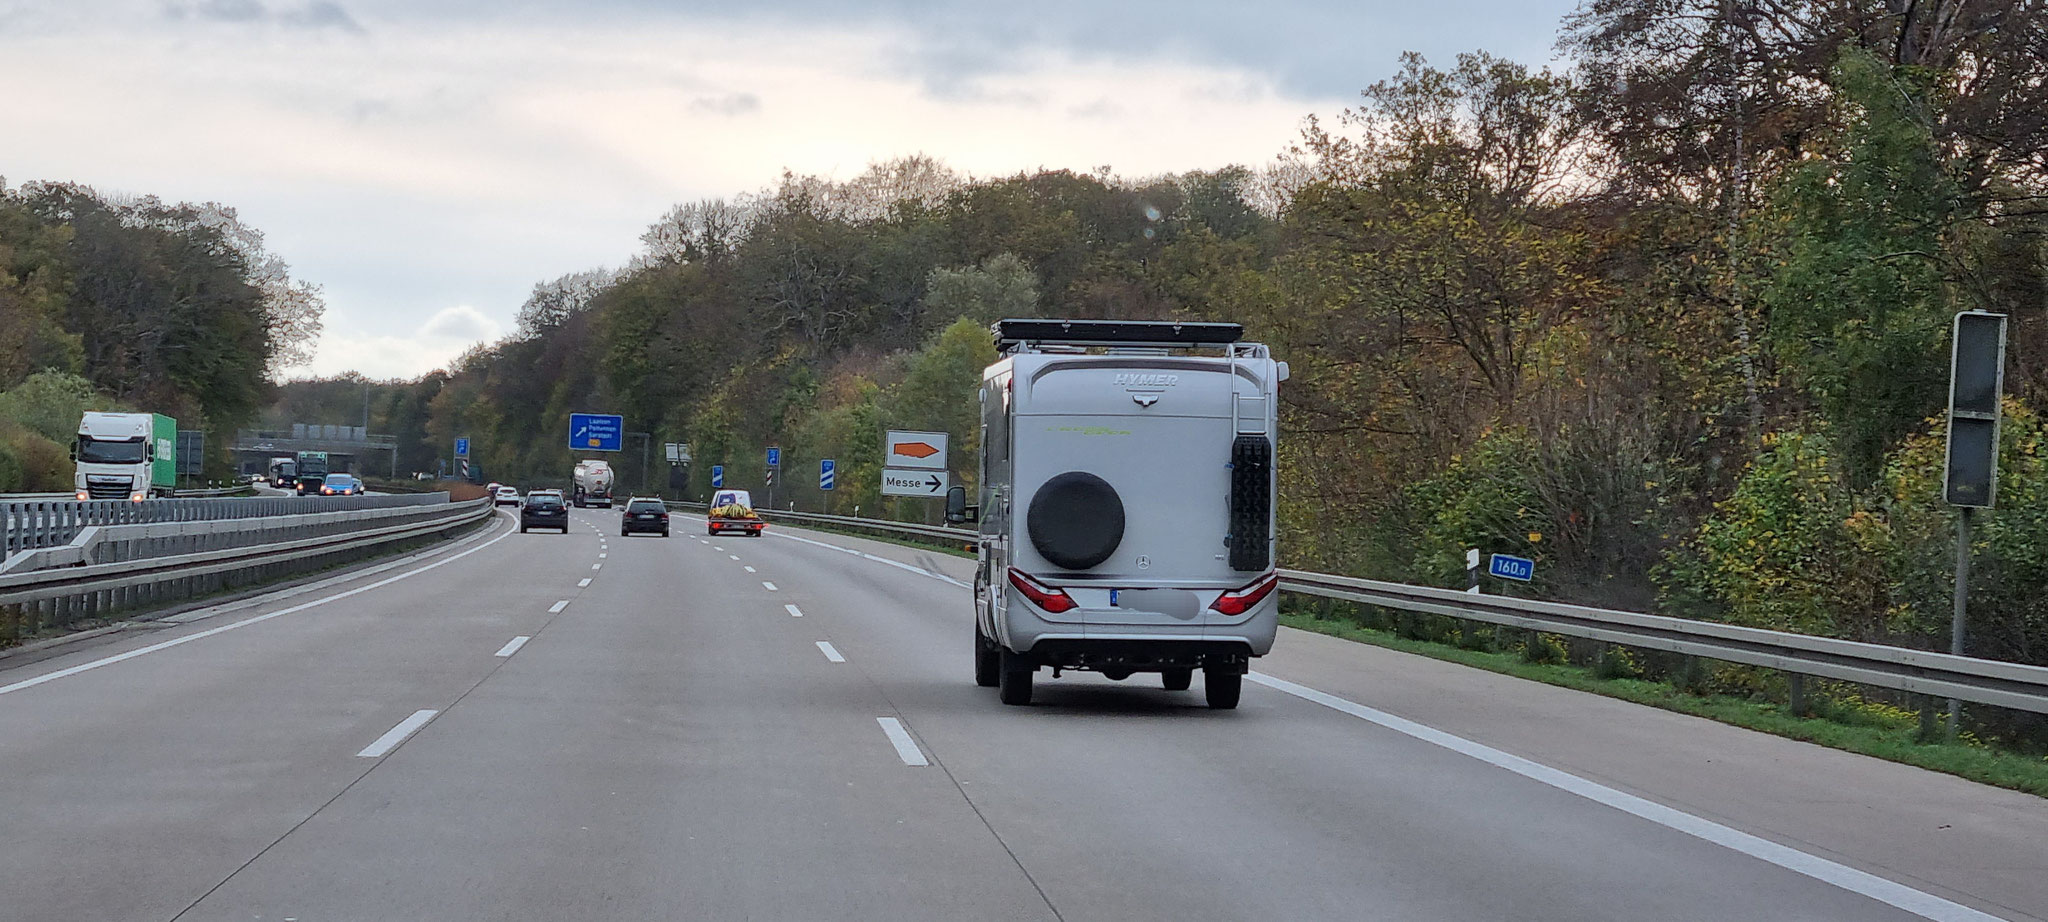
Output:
[1282, 609, 2048, 798]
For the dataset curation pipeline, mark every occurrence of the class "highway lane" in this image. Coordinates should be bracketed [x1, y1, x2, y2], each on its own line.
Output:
[0, 506, 2039, 920]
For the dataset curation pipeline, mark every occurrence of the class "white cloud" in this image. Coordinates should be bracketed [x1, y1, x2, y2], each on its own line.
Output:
[302, 305, 501, 379]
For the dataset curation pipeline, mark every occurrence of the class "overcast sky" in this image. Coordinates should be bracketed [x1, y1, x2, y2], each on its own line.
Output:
[0, 0, 1581, 380]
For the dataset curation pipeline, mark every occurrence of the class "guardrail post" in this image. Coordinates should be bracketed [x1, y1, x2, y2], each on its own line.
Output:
[1787, 673, 1807, 718]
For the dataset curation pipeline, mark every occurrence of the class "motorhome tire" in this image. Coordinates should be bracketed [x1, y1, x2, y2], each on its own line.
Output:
[1026, 471, 1125, 570]
[998, 649, 1034, 705]
[975, 625, 1000, 687]
[1204, 669, 1241, 709]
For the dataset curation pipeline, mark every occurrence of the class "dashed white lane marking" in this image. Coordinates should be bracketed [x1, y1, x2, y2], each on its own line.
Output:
[712, 546, 725, 551]
[356, 709, 439, 758]
[494, 636, 530, 657]
[548, 600, 570, 614]
[772, 531, 969, 588]
[1244, 673, 2001, 922]
[599, 553, 608, 559]
[592, 563, 602, 570]
[698, 539, 708, 544]
[744, 566, 756, 573]
[762, 582, 778, 591]
[785, 604, 803, 617]
[816, 641, 845, 663]
[729, 555, 740, 561]
[0, 517, 519, 698]
[876, 717, 928, 767]
[578, 578, 592, 587]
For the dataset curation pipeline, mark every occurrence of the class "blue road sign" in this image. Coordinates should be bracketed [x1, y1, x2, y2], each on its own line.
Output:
[820, 459, 835, 490]
[766, 447, 781, 468]
[567, 413, 624, 451]
[454, 437, 469, 459]
[1488, 553, 1535, 582]
[711, 465, 724, 488]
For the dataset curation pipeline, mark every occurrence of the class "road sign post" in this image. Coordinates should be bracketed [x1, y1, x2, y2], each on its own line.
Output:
[567, 413, 624, 451]
[1944, 311, 2007, 736]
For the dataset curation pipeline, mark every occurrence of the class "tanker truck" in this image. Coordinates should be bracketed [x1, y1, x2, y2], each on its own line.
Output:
[572, 459, 614, 508]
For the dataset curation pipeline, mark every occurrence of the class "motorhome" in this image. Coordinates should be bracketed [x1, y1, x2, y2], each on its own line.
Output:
[962, 319, 1285, 709]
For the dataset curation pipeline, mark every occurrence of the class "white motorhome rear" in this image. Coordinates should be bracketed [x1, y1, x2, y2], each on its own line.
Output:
[968, 319, 1284, 708]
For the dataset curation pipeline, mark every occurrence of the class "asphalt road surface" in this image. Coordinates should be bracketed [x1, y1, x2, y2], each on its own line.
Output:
[1, 508, 2043, 921]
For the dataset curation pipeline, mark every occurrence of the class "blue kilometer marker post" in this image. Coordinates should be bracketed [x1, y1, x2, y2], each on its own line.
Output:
[819, 459, 835, 490]
[1488, 554, 1535, 582]
[711, 465, 724, 488]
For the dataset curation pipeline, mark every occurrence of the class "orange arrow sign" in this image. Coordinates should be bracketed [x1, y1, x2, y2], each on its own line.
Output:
[892, 441, 940, 459]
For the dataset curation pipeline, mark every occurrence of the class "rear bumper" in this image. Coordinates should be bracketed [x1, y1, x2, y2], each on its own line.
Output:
[995, 586, 1279, 660]
[708, 520, 764, 532]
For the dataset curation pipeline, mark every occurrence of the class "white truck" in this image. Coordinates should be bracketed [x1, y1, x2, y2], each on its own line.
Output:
[572, 459, 615, 508]
[960, 319, 1285, 709]
[73, 412, 178, 501]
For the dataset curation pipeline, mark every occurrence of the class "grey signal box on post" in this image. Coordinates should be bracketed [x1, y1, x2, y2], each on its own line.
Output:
[1944, 311, 2007, 508]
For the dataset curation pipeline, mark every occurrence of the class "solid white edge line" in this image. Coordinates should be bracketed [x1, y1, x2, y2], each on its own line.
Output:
[785, 604, 803, 617]
[0, 514, 518, 698]
[876, 717, 928, 766]
[355, 708, 439, 758]
[1244, 673, 2002, 922]
[816, 641, 845, 663]
[762, 582, 778, 591]
[494, 636, 530, 657]
[548, 600, 569, 613]
[578, 578, 592, 587]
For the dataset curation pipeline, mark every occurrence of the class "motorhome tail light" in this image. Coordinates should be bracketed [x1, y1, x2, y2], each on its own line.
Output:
[1210, 572, 1279, 616]
[1007, 568, 1077, 614]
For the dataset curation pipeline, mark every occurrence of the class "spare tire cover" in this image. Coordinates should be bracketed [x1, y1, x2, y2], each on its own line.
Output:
[1026, 471, 1126, 571]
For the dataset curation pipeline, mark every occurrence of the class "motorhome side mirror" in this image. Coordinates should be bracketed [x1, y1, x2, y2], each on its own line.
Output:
[945, 485, 974, 524]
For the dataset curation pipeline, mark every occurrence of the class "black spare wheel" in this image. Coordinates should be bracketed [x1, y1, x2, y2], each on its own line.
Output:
[1027, 471, 1125, 570]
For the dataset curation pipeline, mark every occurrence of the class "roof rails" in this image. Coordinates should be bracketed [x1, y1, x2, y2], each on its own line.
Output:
[993, 319, 1246, 353]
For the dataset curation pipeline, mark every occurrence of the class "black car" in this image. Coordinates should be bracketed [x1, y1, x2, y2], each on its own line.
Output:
[520, 490, 569, 533]
[620, 497, 669, 537]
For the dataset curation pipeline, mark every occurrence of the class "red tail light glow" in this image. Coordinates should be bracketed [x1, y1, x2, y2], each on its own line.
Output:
[1007, 568, 1077, 614]
[1210, 572, 1279, 616]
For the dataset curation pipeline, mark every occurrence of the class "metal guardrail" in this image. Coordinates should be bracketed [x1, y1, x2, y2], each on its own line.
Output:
[0, 498, 495, 637]
[674, 506, 2048, 715]
[3, 493, 447, 563]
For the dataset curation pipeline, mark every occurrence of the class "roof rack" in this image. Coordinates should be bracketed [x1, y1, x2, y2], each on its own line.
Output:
[993, 319, 1245, 353]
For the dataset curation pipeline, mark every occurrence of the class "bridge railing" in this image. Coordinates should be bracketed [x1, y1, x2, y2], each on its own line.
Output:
[665, 504, 2048, 716]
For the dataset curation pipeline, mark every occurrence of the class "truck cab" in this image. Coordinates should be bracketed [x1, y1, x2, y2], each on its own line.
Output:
[73, 412, 177, 501]
[294, 451, 330, 496]
[971, 319, 1285, 709]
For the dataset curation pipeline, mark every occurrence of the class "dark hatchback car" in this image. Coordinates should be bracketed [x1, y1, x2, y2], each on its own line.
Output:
[620, 497, 669, 537]
[520, 490, 569, 533]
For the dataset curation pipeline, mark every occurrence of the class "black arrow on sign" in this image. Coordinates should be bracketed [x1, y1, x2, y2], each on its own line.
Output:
[926, 474, 943, 492]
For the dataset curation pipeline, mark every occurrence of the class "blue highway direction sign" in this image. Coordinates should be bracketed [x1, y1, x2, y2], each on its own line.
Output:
[454, 437, 469, 458]
[711, 465, 724, 488]
[568, 413, 624, 451]
[820, 459, 835, 490]
[1488, 553, 1535, 582]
